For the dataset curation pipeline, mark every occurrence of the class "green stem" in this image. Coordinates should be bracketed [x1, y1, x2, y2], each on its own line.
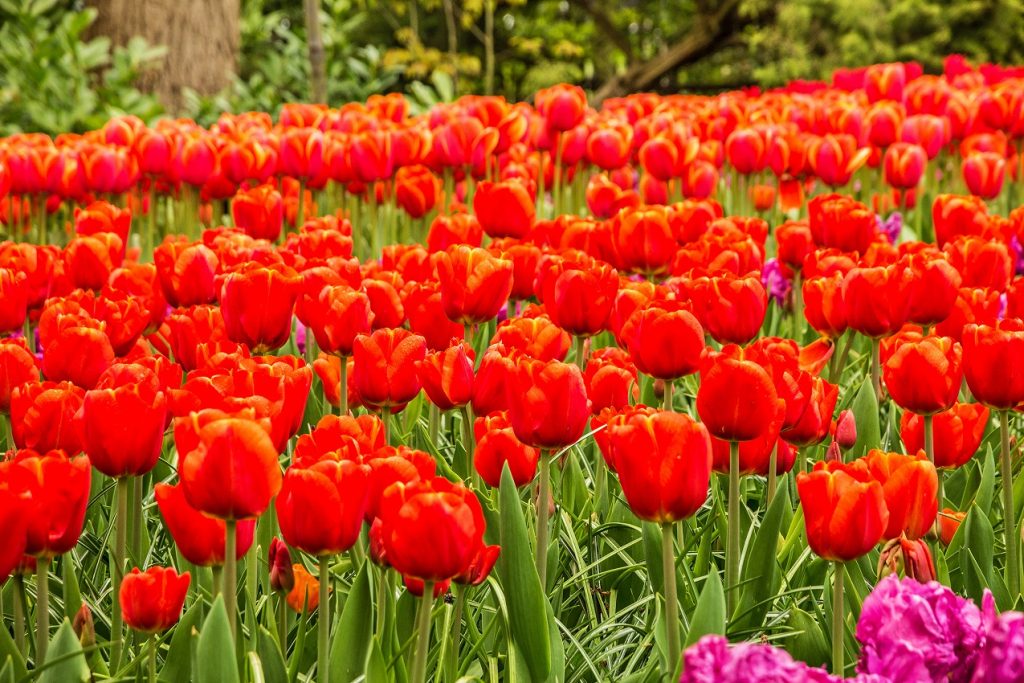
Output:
[276, 594, 288, 648]
[410, 584, 435, 683]
[727, 441, 740, 618]
[111, 477, 129, 671]
[830, 331, 855, 384]
[767, 443, 778, 505]
[870, 337, 881, 403]
[449, 586, 465, 677]
[792, 270, 804, 342]
[381, 409, 392, 447]
[573, 335, 587, 371]
[132, 476, 143, 561]
[661, 523, 680, 677]
[375, 568, 389, 636]
[224, 520, 238, 641]
[832, 561, 845, 676]
[36, 557, 50, 665]
[318, 556, 331, 683]
[211, 565, 222, 600]
[923, 414, 934, 464]
[536, 452, 551, 590]
[14, 575, 26, 657]
[460, 405, 477, 487]
[428, 403, 440, 447]
[339, 355, 348, 416]
[663, 380, 674, 412]
[1000, 411, 1020, 599]
[148, 635, 157, 683]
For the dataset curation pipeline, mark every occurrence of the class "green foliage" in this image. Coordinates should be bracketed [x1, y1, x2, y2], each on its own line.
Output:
[0, 0, 163, 135]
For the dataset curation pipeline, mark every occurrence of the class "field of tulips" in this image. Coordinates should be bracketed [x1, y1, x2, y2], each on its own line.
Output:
[3, 54, 1024, 682]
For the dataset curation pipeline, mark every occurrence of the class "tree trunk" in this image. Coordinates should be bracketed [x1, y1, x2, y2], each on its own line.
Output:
[87, 0, 240, 114]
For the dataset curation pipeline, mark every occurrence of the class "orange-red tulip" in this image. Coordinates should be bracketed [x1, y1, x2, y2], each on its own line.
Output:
[797, 460, 889, 561]
[863, 449, 938, 541]
[154, 483, 255, 566]
[119, 567, 189, 633]
[696, 346, 778, 442]
[900, 402, 989, 469]
[277, 459, 370, 556]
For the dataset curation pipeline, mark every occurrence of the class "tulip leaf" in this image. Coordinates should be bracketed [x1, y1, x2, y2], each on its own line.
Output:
[197, 596, 240, 683]
[642, 521, 664, 595]
[498, 464, 552, 681]
[256, 627, 288, 683]
[545, 599, 566, 683]
[365, 637, 388, 682]
[850, 379, 881, 459]
[784, 607, 830, 668]
[0, 611, 26, 681]
[158, 600, 202, 683]
[329, 559, 373, 682]
[60, 552, 81, 618]
[37, 619, 89, 683]
[0, 658, 13, 683]
[732, 477, 789, 631]
[976, 447, 995, 515]
[947, 504, 994, 600]
[684, 564, 725, 648]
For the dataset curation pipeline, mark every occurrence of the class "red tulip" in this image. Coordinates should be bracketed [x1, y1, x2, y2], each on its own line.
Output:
[689, 272, 768, 345]
[415, 341, 475, 411]
[696, 346, 779, 442]
[231, 184, 284, 242]
[218, 262, 300, 352]
[0, 337, 38, 413]
[0, 268, 27, 333]
[797, 460, 889, 561]
[0, 486, 26, 584]
[154, 483, 255, 566]
[5, 449, 91, 558]
[75, 364, 167, 478]
[306, 286, 374, 356]
[863, 449, 938, 541]
[277, 459, 370, 556]
[352, 328, 427, 410]
[605, 410, 712, 523]
[881, 330, 962, 415]
[841, 265, 909, 338]
[378, 477, 486, 582]
[808, 194, 878, 254]
[10, 381, 85, 453]
[507, 357, 590, 450]
[900, 402, 989, 470]
[535, 83, 587, 132]
[119, 567, 190, 633]
[962, 152, 1006, 200]
[474, 413, 539, 488]
[624, 300, 704, 380]
[962, 321, 1024, 410]
[538, 257, 619, 337]
[435, 246, 514, 325]
[473, 180, 535, 239]
[883, 143, 927, 189]
[175, 414, 282, 520]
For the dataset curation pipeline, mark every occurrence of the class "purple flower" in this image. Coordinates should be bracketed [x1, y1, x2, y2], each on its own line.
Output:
[680, 635, 839, 683]
[762, 258, 791, 307]
[875, 212, 902, 244]
[1009, 234, 1024, 275]
[971, 597, 1024, 682]
[295, 320, 307, 355]
[856, 575, 985, 683]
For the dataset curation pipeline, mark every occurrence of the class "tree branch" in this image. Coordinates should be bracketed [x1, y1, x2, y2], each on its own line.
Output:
[593, 0, 743, 103]
[569, 0, 635, 62]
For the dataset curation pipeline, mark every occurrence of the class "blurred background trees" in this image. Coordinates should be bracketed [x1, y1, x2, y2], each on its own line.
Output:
[3, 0, 1024, 133]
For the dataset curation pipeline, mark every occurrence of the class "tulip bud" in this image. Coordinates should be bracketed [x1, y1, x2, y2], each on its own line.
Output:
[825, 441, 843, 463]
[268, 538, 294, 593]
[73, 603, 95, 647]
[652, 378, 665, 400]
[877, 537, 936, 583]
[369, 518, 389, 567]
[836, 410, 857, 450]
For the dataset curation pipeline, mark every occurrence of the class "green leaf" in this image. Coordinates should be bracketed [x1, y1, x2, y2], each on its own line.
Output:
[785, 608, 830, 668]
[365, 637, 388, 682]
[0, 610, 26, 681]
[256, 627, 288, 683]
[60, 552, 81, 618]
[642, 522, 664, 595]
[850, 379, 881, 459]
[37, 620, 89, 683]
[684, 565, 725, 647]
[330, 560, 373, 682]
[0, 658, 13, 683]
[197, 596, 240, 683]
[498, 464, 551, 681]
[158, 600, 202, 683]
[732, 478, 789, 630]
[977, 447, 995, 515]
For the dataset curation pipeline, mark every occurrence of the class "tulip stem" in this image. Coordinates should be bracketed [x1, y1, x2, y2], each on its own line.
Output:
[448, 585, 466, 678]
[726, 440, 740, 618]
[318, 556, 330, 683]
[428, 403, 440, 447]
[381, 409, 392, 447]
[460, 405, 478, 487]
[792, 270, 804, 341]
[410, 583, 435, 683]
[132, 476, 143, 561]
[13, 575, 25, 656]
[35, 557, 50, 665]
[111, 477, 129, 672]
[830, 331, 855, 384]
[338, 355, 349, 416]
[148, 635, 156, 683]
[375, 569, 390, 636]
[1000, 411, 1020, 599]
[536, 451, 552, 590]
[767, 443, 778, 505]
[870, 338, 881, 403]
[663, 380, 674, 411]
[923, 414, 934, 464]
[224, 520, 238, 641]
[661, 523, 680, 677]
[276, 593, 288, 648]
[832, 561, 845, 676]
[573, 335, 587, 371]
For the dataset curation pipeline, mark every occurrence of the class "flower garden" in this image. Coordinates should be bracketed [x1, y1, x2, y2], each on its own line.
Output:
[1, 56, 1024, 682]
